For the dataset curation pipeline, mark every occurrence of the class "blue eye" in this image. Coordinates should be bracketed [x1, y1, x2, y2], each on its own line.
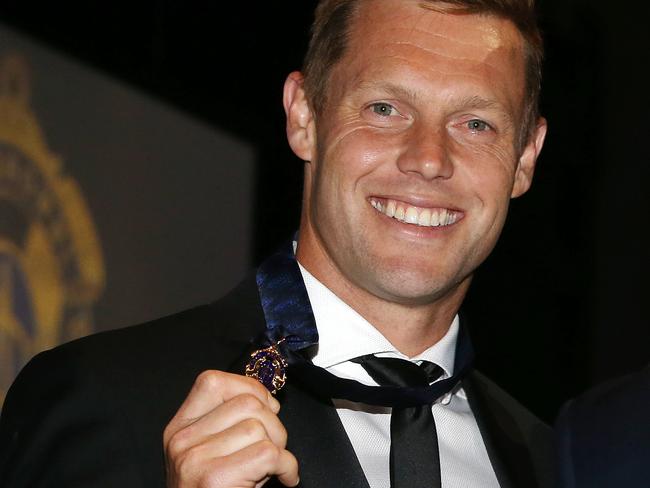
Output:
[371, 103, 397, 116]
[467, 119, 489, 132]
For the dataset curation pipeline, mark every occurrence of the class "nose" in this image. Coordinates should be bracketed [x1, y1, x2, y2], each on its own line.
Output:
[396, 126, 454, 181]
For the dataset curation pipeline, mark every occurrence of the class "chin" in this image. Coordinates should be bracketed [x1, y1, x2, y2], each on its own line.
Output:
[366, 266, 464, 305]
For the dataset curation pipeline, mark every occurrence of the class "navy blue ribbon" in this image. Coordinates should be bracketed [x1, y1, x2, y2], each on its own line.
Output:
[255, 239, 474, 408]
[255, 239, 319, 351]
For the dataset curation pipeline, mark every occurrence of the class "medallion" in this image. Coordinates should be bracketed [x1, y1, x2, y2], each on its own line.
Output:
[245, 340, 288, 395]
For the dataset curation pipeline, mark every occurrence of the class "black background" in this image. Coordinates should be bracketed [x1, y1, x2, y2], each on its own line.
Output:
[1, 0, 648, 422]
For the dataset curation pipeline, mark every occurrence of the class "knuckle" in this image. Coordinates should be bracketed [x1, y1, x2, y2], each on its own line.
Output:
[195, 370, 223, 392]
[240, 418, 267, 441]
[277, 424, 288, 447]
[172, 448, 194, 478]
[179, 443, 207, 473]
[232, 393, 264, 413]
[254, 439, 280, 463]
[166, 427, 193, 457]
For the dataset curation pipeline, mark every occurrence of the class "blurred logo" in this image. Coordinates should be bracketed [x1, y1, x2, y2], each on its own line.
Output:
[0, 54, 105, 403]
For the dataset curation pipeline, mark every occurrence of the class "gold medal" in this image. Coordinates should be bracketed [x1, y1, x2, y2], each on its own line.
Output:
[245, 339, 288, 395]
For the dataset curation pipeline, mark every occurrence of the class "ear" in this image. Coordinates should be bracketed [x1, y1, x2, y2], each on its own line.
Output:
[283, 71, 316, 162]
[511, 117, 548, 198]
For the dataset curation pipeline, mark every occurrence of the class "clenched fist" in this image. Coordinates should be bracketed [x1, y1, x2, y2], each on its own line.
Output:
[164, 370, 300, 487]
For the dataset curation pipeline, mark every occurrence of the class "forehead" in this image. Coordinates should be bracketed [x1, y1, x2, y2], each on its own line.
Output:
[333, 0, 526, 107]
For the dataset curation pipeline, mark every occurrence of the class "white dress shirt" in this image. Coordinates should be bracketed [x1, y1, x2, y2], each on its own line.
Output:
[298, 263, 500, 488]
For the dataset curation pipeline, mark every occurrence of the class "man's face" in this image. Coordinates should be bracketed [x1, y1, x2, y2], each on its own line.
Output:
[290, 0, 546, 308]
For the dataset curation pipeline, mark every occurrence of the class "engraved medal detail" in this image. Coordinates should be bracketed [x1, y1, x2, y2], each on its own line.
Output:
[245, 340, 288, 395]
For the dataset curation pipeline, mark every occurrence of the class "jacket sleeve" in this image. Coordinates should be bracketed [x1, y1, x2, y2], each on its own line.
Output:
[0, 347, 147, 488]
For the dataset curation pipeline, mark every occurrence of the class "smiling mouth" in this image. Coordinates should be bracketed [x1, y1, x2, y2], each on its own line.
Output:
[370, 198, 461, 228]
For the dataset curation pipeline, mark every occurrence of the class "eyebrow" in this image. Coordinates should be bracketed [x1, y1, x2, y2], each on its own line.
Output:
[354, 81, 420, 104]
[455, 95, 503, 111]
[455, 95, 516, 127]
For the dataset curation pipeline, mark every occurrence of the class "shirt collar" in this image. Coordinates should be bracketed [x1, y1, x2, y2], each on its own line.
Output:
[298, 262, 458, 379]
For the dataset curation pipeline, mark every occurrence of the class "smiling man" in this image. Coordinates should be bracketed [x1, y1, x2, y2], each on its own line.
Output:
[291, 2, 543, 357]
[0, 1, 551, 487]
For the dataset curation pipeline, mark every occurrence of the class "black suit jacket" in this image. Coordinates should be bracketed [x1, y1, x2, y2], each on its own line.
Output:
[0, 276, 554, 487]
[556, 365, 650, 488]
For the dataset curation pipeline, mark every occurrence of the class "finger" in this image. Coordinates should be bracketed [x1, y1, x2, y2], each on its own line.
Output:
[168, 422, 297, 487]
[273, 449, 300, 487]
[176, 418, 273, 465]
[171, 394, 289, 454]
[201, 441, 299, 488]
[165, 371, 279, 439]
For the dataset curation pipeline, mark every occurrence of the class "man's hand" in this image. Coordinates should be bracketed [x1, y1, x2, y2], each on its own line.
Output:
[164, 371, 299, 487]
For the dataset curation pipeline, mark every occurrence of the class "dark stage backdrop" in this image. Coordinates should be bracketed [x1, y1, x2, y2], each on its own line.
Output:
[0, 0, 648, 421]
[0, 24, 254, 403]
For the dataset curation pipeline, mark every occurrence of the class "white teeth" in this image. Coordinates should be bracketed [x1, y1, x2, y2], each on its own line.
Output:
[370, 198, 459, 228]
[418, 209, 431, 226]
[439, 209, 448, 226]
[386, 200, 396, 217]
[405, 207, 418, 224]
[430, 210, 440, 227]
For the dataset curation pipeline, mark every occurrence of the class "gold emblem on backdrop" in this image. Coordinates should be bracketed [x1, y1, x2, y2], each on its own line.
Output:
[0, 54, 105, 403]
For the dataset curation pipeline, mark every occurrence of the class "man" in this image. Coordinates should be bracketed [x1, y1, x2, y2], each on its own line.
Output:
[556, 365, 650, 487]
[0, 0, 551, 487]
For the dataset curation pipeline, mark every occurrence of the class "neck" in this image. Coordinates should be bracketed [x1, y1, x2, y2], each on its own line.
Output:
[296, 239, 470, 358]
[358, 293, 465, 357]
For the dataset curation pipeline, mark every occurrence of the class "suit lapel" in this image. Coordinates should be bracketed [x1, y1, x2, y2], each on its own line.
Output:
[463, 372, 541, 488]
[277, 384, 370, 488]
[223, 276, 369, 488]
